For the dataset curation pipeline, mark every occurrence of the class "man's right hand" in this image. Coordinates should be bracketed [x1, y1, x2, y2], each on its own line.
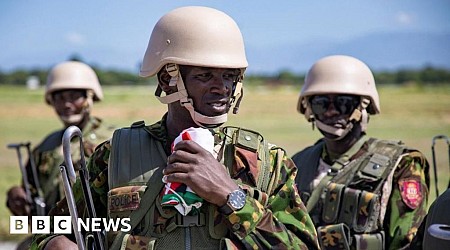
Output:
[6, 186, 31, 216]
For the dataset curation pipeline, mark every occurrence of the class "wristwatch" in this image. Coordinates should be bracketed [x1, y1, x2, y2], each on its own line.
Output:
[218, 188, 246, 215]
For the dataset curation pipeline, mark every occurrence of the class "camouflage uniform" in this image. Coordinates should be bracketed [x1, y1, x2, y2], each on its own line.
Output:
[26, 116, 113, 214]
[32, 115, 320, 249]
[292, 136, 430, 249]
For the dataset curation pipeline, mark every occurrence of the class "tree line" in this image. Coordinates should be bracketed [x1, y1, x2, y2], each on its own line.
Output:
[1, 66, 449, 87]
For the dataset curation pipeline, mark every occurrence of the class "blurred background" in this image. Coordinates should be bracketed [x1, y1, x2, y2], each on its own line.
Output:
[0, 0, 449, 247]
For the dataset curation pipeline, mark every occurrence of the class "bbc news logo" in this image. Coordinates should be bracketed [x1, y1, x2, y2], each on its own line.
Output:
[10, 216, 131, 234]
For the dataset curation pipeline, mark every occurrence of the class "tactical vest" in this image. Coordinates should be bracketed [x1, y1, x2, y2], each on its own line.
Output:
[107, 122, 273, 250]
[33, 117, 111, 215]
[294, 137, 408, 250]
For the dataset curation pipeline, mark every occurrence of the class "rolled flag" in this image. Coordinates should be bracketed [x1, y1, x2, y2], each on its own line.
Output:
[161, 127, 214, 216]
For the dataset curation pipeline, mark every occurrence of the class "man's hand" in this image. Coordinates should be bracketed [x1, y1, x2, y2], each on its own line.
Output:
[164, 140, 238, 207]
[6, 186, 31, 216]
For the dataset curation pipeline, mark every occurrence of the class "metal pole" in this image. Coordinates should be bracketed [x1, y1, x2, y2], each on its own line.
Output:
[60, 164, 86, 250]
[428, 135, 450, 242]
[431, 135, 450, 197]
[61, 126, 104, 250]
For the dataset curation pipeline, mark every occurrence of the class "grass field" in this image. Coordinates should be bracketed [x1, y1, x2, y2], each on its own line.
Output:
[0, 83, 449, 242]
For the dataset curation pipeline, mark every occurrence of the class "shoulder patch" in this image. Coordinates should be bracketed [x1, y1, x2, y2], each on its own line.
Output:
[399, 179, 422, 209]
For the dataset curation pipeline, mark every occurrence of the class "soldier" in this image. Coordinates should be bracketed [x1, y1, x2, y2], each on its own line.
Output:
[292, 55, 430, 249]
[33, 6, 319, 250]
[6, 61, 113, 249]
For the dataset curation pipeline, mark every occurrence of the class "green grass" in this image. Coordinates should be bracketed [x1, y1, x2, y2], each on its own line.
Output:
[0, 84, 449, 241]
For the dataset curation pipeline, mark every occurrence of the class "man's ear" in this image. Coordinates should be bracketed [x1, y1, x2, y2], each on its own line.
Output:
[157, 69, 173, 93]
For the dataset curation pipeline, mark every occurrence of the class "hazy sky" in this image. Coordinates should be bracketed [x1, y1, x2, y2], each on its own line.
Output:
[1, 1, 449, 73]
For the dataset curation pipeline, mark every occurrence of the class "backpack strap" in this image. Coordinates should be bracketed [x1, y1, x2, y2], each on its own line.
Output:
[109, 166, 164, 249]
[109, 121, 167, 189]
[112, 119, 167, 188]
[220, 126, 272, 193]
[109, 121, 167, 249]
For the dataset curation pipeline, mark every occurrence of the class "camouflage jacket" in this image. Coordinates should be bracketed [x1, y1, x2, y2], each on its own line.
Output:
[26, 116, 114, 215]
[32, 116, 320, 249]
[292, 136, 430, 250]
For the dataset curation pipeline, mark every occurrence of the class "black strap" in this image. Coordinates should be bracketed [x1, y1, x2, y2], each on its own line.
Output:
[109, 165, 164, 249]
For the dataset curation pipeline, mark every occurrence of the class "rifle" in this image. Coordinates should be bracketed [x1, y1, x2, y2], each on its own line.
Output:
[7, 142, 46, 216]
[60, 126, 104, 250]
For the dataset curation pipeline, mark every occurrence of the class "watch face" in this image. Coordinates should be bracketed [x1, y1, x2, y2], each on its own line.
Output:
[229, 189, 246, 210]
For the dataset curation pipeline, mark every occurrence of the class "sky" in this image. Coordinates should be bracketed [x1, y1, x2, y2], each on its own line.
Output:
[0, 1, 449, 74]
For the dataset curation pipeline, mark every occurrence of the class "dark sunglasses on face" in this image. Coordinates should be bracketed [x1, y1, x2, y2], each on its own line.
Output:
[310, 95, 360, 116]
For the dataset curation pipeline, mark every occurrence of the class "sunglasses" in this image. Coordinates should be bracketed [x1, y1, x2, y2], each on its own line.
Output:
[310, 95, 360, 115]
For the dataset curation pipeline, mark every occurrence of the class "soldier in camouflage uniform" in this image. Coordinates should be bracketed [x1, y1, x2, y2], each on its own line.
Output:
[291, 55, 430, 250]
[7, 61, 113, 249]
[33, 6, 319, 250]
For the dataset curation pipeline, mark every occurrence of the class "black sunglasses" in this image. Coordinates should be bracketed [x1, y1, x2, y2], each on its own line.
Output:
[310, 95, 360, 116]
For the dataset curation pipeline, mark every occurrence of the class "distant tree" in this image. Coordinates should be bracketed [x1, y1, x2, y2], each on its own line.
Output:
[0, 66, 448, 86]
[419, 66, 450, 84]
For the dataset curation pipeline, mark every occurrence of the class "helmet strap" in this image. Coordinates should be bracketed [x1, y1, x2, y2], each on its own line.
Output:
[314, 97, 371, 141]
[155, 63, 230, 128]
[83, 90, 94, 112]
[231, 81, 243, 114]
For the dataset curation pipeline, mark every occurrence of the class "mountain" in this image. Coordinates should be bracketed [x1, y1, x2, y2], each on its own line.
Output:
[1, 31, 449, 75]
[246, 31, 450, 74]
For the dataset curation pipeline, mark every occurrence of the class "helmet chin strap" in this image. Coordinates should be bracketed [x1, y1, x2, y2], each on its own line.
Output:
[155, 64, 243, 128]
[314, 97, 370, 141]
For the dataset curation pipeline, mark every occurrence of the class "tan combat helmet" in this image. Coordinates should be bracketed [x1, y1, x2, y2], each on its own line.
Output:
[297, 55, 380, 139]
[140, 6, 248, 128]
[45, 61, 103, 105]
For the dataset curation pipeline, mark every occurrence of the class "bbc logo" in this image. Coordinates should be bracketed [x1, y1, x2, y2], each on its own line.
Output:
[10, 216, 72, 234]
[10, 216, 131, 234]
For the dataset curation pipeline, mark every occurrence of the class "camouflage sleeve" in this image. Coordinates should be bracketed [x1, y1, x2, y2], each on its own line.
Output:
[29, 140, 112, 249]
[223, 147, 320, 249]
[386, 151, 430, 250]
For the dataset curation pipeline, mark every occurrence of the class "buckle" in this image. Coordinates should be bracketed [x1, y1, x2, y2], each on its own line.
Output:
[165, 64, 179, 77]
[175, 213, 205, 227]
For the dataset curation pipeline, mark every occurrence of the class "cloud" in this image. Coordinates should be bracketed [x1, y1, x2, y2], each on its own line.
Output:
[396, 11, 414, 25]
[65, 32, 86, 46]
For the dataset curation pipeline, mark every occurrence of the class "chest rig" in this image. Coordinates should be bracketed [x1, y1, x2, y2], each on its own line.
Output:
[304, 138, 407, 250]
[107, 121, 272, 250]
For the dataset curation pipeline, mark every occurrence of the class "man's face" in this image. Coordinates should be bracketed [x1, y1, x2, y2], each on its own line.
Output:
[181, 66, 240, 117]
[51, 89, 87, 125]
[309, 94, 359, 132]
